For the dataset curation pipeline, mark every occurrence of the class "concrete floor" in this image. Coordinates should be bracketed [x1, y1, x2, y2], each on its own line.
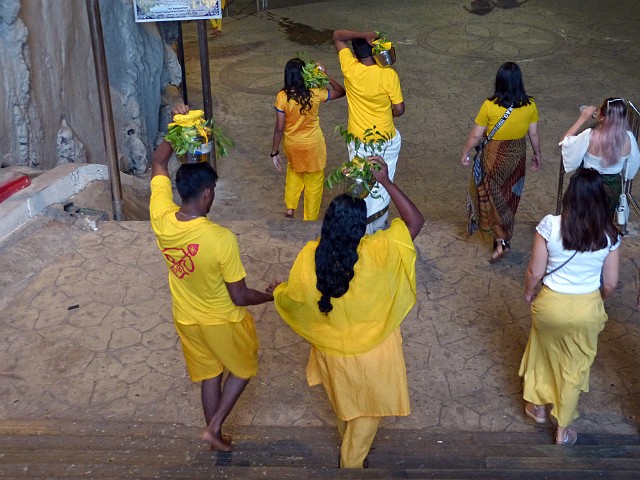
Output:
[1, 0, 639, 444]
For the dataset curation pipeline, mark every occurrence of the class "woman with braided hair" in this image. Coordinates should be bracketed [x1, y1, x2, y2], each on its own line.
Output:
[274, 157, 424, 468]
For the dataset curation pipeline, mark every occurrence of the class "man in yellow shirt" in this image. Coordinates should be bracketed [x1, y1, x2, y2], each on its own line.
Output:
[150, 114, 278, 451]
[333, 29, 405, 233]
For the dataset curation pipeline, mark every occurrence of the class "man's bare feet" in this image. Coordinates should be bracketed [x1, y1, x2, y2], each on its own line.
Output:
[202, 429, 233, 451]
[210, 434, 232, 451]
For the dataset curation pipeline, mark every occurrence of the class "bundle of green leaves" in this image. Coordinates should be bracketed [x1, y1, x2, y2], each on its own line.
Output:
[165, 110, 212, 155]
[372, 31, 393, 55]
[165, 109, 235, 158]
[301, 61, 329, 89]
[324, 125, 393, 199]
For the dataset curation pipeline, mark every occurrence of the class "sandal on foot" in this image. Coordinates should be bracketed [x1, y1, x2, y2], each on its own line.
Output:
[490, 238, 510, 263]
[284, 210, 294, 219]
[524, 402, 547, 424]
[556, 427, 577, 445]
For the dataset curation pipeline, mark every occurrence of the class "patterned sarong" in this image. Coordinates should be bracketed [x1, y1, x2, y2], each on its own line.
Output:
[466, 138, 526, 240]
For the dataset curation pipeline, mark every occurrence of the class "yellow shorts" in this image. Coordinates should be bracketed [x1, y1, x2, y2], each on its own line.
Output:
[174, 311, 259, 382]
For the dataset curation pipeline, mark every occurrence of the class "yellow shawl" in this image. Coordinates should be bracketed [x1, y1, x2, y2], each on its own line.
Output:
[274, 219, 417, 356]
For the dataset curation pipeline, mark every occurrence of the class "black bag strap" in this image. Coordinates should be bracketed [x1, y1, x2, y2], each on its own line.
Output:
[620, 158, 629, 186]
[543, 251, 578, 279]
[478, 105, 514, 151]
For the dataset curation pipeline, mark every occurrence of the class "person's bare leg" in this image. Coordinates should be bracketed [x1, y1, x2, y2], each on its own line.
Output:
[201, 375, 222, 425]
[202, 373, 249, 451]
[201, 375, 231, 448]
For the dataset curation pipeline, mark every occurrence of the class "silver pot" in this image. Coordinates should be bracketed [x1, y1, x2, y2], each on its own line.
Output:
[177, 141, 212, 164]
[373, 46, 396, 67]
[344, 176, 375, 199]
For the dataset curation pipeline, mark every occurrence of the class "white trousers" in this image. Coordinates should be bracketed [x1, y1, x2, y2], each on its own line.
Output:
[347, 129, 402, 234]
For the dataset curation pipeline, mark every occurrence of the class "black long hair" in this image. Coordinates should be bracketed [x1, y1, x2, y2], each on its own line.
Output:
[488, 62, 533, 108]
[560, 168, 618, 252]
[283, 58, 312, 115]
[315, 195, 367, 314]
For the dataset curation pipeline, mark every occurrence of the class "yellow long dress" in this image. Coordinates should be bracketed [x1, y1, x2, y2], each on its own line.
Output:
[274, 219, 417, 420]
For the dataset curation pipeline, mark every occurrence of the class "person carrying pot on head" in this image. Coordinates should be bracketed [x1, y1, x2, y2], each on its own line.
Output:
[150, 104, 280, 452]
[274, 156, 424, 469]
[333, 30, 405, 233]
[270, 58, 346, 220]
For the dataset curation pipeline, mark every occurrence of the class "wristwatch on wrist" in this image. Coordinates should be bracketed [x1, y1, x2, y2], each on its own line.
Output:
[270, 151, 279, 157]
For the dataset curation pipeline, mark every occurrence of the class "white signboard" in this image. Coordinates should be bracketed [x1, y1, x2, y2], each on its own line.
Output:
[134, 0, 222, 22]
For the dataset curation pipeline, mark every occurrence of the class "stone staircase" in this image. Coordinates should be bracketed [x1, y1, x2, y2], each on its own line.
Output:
[1, 420, 640, 479]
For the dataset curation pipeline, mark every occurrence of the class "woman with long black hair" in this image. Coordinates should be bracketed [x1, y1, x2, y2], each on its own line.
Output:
[460, 62, 542, 262]
[274, 157, 424, 468]
[519, 168, 620, 445]
[270, 58, 345, 220]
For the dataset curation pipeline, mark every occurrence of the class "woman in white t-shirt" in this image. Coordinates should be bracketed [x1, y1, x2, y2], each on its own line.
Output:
[559, 98, 640, 216]
[519, 168, 620, 446]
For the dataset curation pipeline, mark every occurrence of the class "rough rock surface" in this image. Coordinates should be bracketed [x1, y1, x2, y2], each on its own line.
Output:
[0, 0, 181, 173]
[0, 0, 43, 167]
[56, 120, 87, 165]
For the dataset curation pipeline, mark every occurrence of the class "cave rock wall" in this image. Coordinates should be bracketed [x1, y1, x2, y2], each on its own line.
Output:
[0, 0, 180, 173]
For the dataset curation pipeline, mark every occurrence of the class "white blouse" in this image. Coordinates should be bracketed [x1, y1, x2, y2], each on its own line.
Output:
[537, 215, 620, 294]
[559, 129, 640, 179]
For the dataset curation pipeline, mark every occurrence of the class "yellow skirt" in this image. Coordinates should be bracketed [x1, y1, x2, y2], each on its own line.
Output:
[306, 328, 410, 421]
[519, 286, 607, 426]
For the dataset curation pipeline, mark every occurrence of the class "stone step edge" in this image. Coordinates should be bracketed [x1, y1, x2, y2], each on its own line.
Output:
[2, 419, 639, 446]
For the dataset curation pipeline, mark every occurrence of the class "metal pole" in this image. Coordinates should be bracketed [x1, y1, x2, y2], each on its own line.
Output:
[197, 19, 216, 170]
[86, 0, 125, 221]
[626, 101, 640, 218]
[177, 22, 188, 105]
[555, 158, 565, 215]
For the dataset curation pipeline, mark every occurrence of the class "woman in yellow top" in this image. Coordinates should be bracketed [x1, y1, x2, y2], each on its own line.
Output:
[274, 157, 424, 468]
[271, 58, 345, 220]
[460, 62, 542, 262]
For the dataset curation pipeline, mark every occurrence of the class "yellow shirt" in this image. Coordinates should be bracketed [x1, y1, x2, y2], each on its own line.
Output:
[150, 175, 247, 325]
[275, 88, 329, 172]
[338, 48, 403, 139]
[274, 219, 416, 357]
[474, 98, 539, 140]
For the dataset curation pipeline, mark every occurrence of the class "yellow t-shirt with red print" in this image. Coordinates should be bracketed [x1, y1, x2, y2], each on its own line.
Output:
[150, 175, 246, 326]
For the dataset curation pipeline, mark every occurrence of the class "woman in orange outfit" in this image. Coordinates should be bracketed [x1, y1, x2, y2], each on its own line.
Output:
[270, 58, 345, 220]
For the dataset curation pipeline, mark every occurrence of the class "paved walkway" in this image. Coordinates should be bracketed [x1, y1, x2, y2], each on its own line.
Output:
[1, 0, 640, 444]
